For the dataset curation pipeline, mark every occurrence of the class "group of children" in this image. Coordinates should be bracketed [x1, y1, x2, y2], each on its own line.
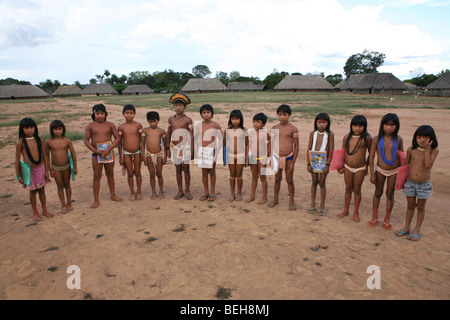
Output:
[15, 92, 439, 241]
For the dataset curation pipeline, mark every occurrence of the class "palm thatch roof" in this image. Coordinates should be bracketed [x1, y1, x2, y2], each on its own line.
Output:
[274, 75, 333, 90]
[227, 82, 267, 91]
[182, 78, 228, 92]
[0, 84, 49, 99]
[122, 84, 154, 95]
[340, 73, 407, 90]
[427, 73, 450, 89]
[81, 84, 118, 95]
[52, 85, 82, 96]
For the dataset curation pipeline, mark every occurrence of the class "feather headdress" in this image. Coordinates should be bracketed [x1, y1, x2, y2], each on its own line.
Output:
[170, 92, 191, 105]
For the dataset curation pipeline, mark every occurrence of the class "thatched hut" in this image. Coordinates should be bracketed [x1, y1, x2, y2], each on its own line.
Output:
[52, 85, 82, 97]
[227, 82, 267, 92]
[339, 73, 408, 95]
[426, 73, 450, 97]
[274, 75, 333, 92]
[0, 84, 49, 100]
[182, 78, 228, 93]
[122, 85, 154, 95]
[81, 84, 118, 96]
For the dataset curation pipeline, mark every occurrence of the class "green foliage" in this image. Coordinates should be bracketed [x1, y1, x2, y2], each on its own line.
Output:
[325, 74, 343, 87]
[263, 70, 289, 89]
[343, 49, 386, 78]
[408, 74, 438, 87]
[38, 79, 61, 94]
[192, 65, 211, 78]
[0, 78, 32, 85]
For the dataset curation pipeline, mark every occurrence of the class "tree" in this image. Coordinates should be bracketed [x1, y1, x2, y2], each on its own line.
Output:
[263, 70, 289, 89]
[343, 49, 386, 78]
[192, 65, 211, 78]
[437, 69, 450, 77]
[325, 74, 343, 87]
[38, 79, 61, 94]
[216, 71, 229, 84]
[229, 71, 240, 82]
[0, 78, 31, 85]
[408, 74, 438, 87]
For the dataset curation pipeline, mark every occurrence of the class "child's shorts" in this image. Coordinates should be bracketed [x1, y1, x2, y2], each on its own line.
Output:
[403, 179, 432, 199]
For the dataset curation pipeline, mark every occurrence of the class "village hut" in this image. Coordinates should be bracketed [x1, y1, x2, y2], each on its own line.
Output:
[81, 84, 118, 96]
[274, 75, 333, 92]
[339, 73, 408, 95]
[122, 84, 154, 96]
[182, 78, 228, 93]
[0, 84, 49, 100]
[227, 82, 267, 92]
[52, 85, 82, 97]
[426, 73, 450, 97]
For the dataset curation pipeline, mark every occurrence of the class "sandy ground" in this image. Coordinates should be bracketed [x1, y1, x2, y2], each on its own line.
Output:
[0, 97, 449, 300]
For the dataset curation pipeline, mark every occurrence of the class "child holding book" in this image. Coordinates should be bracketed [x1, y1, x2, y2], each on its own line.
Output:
[15, 118, 53, 222]
[45, 120, 77, 213]
[84, 104, 122, 208]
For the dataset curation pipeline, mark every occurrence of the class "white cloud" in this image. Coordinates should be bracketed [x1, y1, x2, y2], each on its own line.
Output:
[0, 0, 447, 83]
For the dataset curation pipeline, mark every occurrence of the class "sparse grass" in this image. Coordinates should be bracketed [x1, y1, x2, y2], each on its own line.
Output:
[40, 131, 85, 141]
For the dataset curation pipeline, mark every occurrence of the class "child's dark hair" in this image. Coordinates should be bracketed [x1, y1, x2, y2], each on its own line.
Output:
[253, 113, 268, 125]
[147, 111, 160, 121]
[314, 113, 331, 133]
[276, 104, 292, 115]
[200, 104, 214, 117]
[345, 115, 369, 154]
[49, 120, 66, 138]
[378, 113, 400, 138]
[91, 104, 108, 121]
[19, 118, 39, 140]
[412, 125, 438, 149]
[123, 104, 136, 114]
[228, 109, 244, 129]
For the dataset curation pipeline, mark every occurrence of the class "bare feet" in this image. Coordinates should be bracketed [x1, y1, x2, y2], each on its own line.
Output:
[229, 194, 236, 201]
[32, 213, 42, 222]
[158, 191, 165, 199]
[66, 205, 74, 212]
[235, 194, 243, 201]
[129, 193, 136, 201]
[42, 210, 54, 219]
[337, 210, 349, 218]
[136, 193, 143, 200]
[257, 198, 267, 205]
[245, 196, 255, 203]
[91, 200, 99, 209]
[151, 193, 157, 200]
[267, 200, 278, 208]
[60, 207, 67, 214]
[289, 202, 297, 211]
[352, 212, 360, 222]
[111, 195, 123, 202]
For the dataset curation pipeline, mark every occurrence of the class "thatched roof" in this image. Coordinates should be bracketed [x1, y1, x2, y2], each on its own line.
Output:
[182, 78, 228, 92]
[274, 75, 333, 90]
[340, 73, 407, 90]
[81, 84, 118, 95]
[122, 85, 154, 94]
[0, 84, 49, 99]
[227, 82, 267, 91]
[427, 73, 450, 89]
[52, 85, 82, 96]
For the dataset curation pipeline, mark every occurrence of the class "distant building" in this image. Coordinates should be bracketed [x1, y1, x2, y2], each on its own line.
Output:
[182, 78, 228, 93]
[0, 84, 49, 100]
[426, 73, 450, 97]
[227, 82, 267, 92]
[122, 85, 154, 95]
[274, 75, 333, 92]
[52, 85, 82, 97]
[339, 73, 408, 95]
[81, 84, 118, 96]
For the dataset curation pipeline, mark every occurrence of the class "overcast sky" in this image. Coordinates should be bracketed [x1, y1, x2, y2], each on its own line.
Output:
[1, 0, 449, 84]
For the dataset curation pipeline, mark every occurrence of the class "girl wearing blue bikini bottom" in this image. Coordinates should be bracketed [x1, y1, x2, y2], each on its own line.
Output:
[369, 113, 404, 230]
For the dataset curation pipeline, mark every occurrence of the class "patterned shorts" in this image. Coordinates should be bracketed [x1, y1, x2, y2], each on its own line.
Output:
[403, 179, 433, 199]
